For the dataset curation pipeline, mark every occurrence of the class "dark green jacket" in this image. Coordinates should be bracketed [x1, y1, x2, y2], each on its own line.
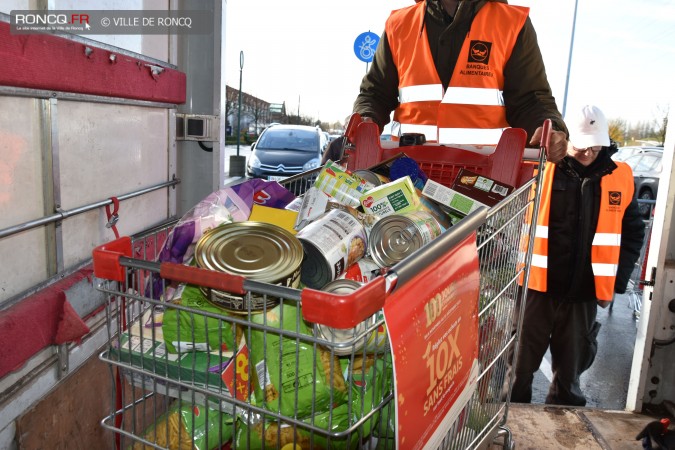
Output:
[353, 0, 568, 143]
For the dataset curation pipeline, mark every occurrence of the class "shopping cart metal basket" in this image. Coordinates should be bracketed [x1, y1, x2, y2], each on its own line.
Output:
[94, 118, 546, 449]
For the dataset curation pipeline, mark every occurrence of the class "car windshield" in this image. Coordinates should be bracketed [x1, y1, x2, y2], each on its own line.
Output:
[257, 129, 318, 152]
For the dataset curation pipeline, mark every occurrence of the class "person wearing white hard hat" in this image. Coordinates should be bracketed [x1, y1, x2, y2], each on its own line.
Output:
[511, 105, 645, 406]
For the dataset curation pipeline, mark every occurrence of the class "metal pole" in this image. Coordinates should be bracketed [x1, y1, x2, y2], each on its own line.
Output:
[0, 178, 180, 240]
[236, 50, 244, 156]
[562, 0, 579, 117]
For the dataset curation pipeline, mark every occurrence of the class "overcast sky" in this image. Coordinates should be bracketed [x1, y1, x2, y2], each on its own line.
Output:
[224, 0, 675, 127]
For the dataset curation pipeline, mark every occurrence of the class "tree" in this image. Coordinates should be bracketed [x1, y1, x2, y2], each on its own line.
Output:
[225, 86, 240, 134]
[249, 97, 270, 135]
[608, 118, 627, 144]
[654, 104, 669, 145]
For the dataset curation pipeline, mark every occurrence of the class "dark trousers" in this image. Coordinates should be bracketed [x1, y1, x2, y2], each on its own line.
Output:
[511, 290, 600, 406]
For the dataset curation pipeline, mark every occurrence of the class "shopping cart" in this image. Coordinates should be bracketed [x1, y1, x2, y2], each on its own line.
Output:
[94, 118, 545, 449]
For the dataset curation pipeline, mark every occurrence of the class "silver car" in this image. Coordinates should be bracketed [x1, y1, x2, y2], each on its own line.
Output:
[623, 151, 663, 217]
[612, 145, 663, 162]
[246, 124, 324, 181]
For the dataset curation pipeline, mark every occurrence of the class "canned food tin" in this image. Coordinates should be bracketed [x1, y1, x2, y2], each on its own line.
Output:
[314, 279, 388, 355]
[314, 161, 375, 208]
[368, 210, 442, 268]
[353, 169, 389, 187]
[296, 209, 367, 289]
[194, 221, 303, 313]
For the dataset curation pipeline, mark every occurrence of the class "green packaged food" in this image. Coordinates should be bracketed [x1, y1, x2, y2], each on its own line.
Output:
[162, 284, 238, 354]
[132, 401, 233, 450]
[248, 302, 347, 419]
[234, 403, 359, 450]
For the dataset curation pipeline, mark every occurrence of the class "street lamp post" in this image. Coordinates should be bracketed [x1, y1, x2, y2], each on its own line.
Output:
[562, 0, 579, 117]
[236, 51, 244, 156]
[229, 50, 247, 177]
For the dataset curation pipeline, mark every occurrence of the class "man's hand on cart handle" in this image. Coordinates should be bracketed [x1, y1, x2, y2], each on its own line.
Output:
[530, 125, 567, 163]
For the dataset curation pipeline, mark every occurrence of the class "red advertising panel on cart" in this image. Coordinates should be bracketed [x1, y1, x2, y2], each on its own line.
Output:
[383, 233, 480, 449]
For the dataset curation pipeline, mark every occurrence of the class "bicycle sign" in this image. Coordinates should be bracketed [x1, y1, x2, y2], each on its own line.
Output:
[354, 31, 379, 63]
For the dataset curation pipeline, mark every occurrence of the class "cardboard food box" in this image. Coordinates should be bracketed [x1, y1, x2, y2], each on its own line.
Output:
[314, 160, 375, 208]
[422, 179, 489, 217]
[360, 176, 421, 217]
[249, 203, 299, 234]
[421, 170, 514, 217]
[110, 308, 250, 411]
[451, 168, 514, 207]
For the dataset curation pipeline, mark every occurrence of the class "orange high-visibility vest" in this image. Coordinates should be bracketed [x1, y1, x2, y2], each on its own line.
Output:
[387, 2, 528, 145]
[526, 162, 635, 301]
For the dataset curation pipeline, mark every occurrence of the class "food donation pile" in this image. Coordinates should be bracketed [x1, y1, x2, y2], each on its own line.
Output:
[117, 154, 514, 449]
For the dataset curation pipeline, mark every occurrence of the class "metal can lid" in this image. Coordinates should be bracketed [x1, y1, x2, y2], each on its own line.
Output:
[368, 215, 425, 267]
[195, 221, 303, 283]
[353, 169, 384, 187]
[315, 317, 375, 348]
[321, 278, 362, 293]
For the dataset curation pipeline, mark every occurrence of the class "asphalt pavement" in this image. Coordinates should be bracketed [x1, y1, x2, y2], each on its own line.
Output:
[530, 291, 640, 409]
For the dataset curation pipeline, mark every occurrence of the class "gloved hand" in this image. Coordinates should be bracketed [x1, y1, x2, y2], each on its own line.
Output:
[530, 127, 568, 163]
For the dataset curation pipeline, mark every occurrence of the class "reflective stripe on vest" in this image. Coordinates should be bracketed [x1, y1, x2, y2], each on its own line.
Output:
[398, 85, 505, 106]
[441, 87, 505, 106]
[399, 84, 444, 103]
[387, 2, 528, 145]
[527, 162, 635, 300]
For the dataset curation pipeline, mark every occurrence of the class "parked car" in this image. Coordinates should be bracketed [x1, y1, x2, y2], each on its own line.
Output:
[612, 145, 663, 162]
[246, 124, 324, 181]
[623, 151, 663, 217]
[322, 131, 331, 152]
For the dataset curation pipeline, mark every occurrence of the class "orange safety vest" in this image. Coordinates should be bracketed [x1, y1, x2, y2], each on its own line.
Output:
[386, 1, 528, 145]
[525, 162, 635, 301]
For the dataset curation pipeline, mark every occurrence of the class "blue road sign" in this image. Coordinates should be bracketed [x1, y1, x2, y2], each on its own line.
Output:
[354, 31, 380, 63]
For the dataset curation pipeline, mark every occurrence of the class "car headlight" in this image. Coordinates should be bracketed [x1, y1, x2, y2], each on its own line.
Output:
[303, 157, 320, 171]
[248, 155, 261, 169]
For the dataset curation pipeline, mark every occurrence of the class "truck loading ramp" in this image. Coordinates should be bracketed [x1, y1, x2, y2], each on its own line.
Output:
[491, 403, 670, 449]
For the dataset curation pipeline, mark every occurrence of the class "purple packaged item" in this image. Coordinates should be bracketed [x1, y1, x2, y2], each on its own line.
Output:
[149, 179, 296, 298]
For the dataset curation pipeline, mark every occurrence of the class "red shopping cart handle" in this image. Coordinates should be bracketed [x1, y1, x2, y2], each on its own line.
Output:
[540, 118, 552, 157]
[301, 277, 387, 329]
[159, 262, 246, 294]
[92, 236, 247, 294]
[92, 236, 133, 282]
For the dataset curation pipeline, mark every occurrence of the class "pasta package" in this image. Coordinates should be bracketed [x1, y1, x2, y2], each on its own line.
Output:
[161, 284, 238, 354]
[248, 302, 347, 418]
[132, 402, 233, 450]
[234, 403, 359, 450]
